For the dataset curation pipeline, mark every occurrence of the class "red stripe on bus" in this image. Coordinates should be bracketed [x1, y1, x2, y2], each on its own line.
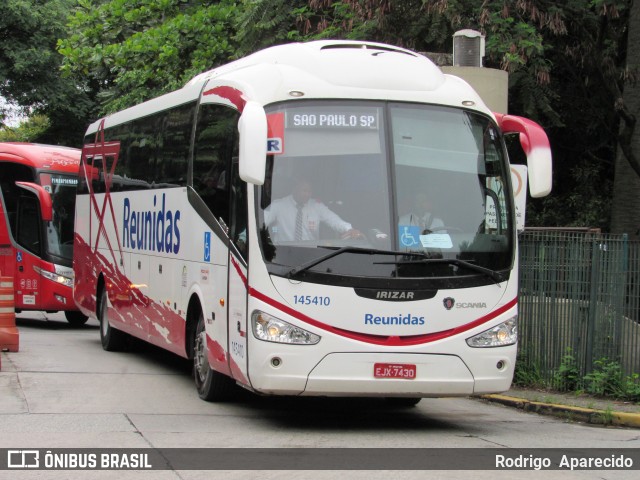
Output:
[232, 256, 517, 346]
[202, 86, 247, 111]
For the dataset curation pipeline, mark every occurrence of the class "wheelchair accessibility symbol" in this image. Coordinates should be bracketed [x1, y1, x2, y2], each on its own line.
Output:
[204, 232, 211, 262]
[399, 225, 421, 248]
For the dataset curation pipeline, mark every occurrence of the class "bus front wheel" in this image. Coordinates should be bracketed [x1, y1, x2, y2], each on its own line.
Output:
[193, 312, 236, 402]
[98, 289, 128, 351]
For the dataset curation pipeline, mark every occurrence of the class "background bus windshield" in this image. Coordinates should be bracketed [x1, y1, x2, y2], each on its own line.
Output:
[41, 173, 77, 261]
[257, 101, 513, 285]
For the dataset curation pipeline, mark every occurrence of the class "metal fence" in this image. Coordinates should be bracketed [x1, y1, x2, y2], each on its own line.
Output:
[517, 230, 640, 384]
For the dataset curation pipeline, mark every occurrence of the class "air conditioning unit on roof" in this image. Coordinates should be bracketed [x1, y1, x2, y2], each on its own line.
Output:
[453, 29, 485, 67]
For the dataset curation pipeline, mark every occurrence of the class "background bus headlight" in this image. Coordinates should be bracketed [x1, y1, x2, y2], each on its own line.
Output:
[34, 266, 74, 288]
[251, 311, 320, 345]
[466, 316, 517, 347]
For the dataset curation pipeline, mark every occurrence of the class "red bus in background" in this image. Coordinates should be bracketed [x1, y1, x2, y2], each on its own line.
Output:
[0, 142, 87, 325]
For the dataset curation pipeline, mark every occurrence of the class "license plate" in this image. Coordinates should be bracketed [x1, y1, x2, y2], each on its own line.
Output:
[374, 363, 416, 379]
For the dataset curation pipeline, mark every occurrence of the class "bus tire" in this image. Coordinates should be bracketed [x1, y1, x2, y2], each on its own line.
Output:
[98, 288, 128, 351]
[385, 397, 422, 407]
[193, 312, 235, 402]
[65, 310, 88, 326]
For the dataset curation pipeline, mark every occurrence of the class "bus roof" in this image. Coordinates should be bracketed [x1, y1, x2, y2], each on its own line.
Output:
[0, 142, 81, 174]
[86, 40, 490, 135]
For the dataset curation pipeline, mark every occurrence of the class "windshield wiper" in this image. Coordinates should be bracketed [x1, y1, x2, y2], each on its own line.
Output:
[287, 246, 408, 278]
[287, 247, 505, 284]
[375, 255, 506, 283]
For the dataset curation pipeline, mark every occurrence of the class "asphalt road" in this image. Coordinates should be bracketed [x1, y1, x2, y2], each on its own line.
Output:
[1, 311, 639, 480]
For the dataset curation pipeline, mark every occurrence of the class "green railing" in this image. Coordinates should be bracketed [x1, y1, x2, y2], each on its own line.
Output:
[517, 230, 640, 384]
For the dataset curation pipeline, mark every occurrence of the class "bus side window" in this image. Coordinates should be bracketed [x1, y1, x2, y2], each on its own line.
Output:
[156, 105, 193, 186]
[88, 155, 105, 194]
[1, 163, 34, 238]
[78, 154, 91, 195]
[16, 194, 41, 255]
[193, 104, 240, 228]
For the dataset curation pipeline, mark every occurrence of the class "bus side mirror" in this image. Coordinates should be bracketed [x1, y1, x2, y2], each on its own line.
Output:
[494, 113, 552, 198]
[238, 101, 267, 185]
[15, 181, 53, 221]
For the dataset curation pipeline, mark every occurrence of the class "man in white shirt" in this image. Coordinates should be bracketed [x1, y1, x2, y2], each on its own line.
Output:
[264, 178, 362, 242]
[399, 192, 444, 233]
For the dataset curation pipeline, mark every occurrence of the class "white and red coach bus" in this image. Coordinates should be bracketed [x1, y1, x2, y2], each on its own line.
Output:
[0, 142, 87, 325]
[73, 41, 552, 403]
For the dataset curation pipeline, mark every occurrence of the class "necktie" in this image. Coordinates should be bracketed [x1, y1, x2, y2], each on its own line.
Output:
[423, 213, 431, 229]
[295, 203, 304, 240]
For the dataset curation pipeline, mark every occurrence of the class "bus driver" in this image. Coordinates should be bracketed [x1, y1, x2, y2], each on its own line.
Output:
[264, 177, 362, 243]
[399, 192, 445, 234]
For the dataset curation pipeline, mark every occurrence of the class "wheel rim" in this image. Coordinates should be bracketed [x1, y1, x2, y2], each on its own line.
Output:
[194, 329, 208, 383]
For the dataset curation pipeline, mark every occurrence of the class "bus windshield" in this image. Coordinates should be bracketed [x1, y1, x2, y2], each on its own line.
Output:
[257, 101, 513, 285]
[40, 173, 78, 261]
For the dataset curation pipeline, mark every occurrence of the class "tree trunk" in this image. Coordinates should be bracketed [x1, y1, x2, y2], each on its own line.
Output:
[611, 0, 640, 239]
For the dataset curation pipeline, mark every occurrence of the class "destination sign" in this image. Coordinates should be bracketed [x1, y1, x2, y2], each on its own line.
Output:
[287, 109, 379, 130]
[51, 176, 78, 186]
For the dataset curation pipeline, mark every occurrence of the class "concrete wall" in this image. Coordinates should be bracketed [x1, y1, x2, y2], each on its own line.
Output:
[441, 66, 509, 114]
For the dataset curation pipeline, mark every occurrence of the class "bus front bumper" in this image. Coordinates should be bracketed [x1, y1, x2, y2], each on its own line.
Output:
[249, 352, 516, 397]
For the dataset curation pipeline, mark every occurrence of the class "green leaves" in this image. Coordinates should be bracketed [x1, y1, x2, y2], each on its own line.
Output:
[59, 0, 237, 114]
[1, 0, 94, 144]
[0, 114, 51, 142]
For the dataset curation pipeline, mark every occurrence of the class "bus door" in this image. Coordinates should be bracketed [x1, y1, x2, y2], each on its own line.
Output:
[14, 192, 43, 309]
[0, 164, 36, 306]
[226, 161, 250, 386]
[0, 196, 14, 276]
[193, 99, 247, 382]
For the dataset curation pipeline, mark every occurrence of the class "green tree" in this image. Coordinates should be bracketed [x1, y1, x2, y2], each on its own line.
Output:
[0, 115, 51, 142]
[611, 0, 640, 238]
[233, 0, 308, 56]
[59, 0, 238, 114]
[0, 0, 94, 145]
[519, 0, 632, 229]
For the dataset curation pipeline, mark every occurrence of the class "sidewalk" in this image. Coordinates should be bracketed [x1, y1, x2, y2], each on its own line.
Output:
[481, 387, 640, 428]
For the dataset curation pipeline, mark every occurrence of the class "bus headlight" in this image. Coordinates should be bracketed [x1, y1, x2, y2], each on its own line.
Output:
[251, 311, 321, 345]
[33, 266, 74, 288]
[466, 316, 517, 348]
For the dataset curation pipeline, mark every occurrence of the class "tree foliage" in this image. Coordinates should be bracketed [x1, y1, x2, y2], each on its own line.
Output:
[59, 0, 238, 113]
[0, 115, 51, 142]
[233, 0, 308, 56]
[0, 0, 94, 145]
[610, 0, 640, 236]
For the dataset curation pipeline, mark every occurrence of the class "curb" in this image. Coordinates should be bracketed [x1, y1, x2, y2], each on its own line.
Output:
[480, 394, 640, 428]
